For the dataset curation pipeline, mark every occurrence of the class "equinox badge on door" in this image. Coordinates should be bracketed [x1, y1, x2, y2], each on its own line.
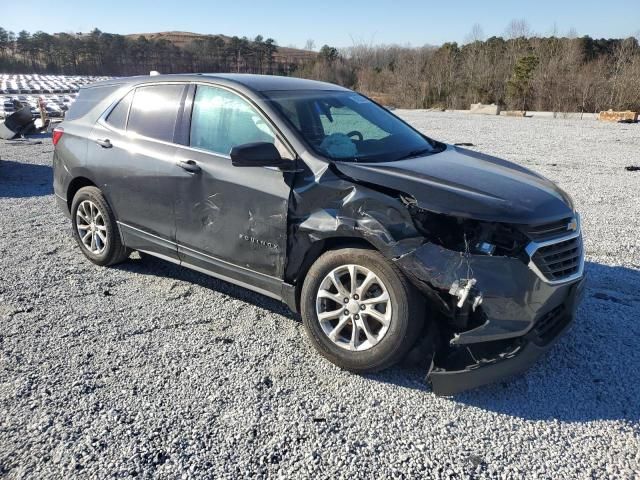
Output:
[239, 234, 279, 250]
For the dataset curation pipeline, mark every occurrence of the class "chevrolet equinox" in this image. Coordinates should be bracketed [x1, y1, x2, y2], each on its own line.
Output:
[52, 74, 585, 395]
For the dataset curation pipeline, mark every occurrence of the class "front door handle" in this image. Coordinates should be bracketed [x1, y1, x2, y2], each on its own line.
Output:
[95, 138, 112, 148]
[177, 159, 201, 173]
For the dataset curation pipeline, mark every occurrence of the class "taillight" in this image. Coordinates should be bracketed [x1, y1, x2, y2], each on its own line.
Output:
[52, 127, 64, 146]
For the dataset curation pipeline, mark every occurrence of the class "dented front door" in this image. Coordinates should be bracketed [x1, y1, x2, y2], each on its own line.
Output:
[173, 84, 291, 279]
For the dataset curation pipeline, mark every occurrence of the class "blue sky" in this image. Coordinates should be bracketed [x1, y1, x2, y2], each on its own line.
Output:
[3, 0, 639, 48]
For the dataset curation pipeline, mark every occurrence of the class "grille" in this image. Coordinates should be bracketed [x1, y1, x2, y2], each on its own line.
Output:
[532, 304, 569, 345]
[530, 235, 583, 282]
[524, 217, 573, 241]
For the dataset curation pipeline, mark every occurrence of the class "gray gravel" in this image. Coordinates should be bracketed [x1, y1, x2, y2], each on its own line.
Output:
[1, 112, 639, 479]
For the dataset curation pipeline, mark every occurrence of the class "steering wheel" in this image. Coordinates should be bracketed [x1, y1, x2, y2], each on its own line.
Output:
[347, 130, 363, 142]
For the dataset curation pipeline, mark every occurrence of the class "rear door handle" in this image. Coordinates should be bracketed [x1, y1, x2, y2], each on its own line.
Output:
[177, 159, 201, 173]
[95, 138, 112, 148]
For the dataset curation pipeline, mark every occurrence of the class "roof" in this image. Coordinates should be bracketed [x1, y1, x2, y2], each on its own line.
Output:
[200, 74, 348, 92]
[87, 73, 349, 93]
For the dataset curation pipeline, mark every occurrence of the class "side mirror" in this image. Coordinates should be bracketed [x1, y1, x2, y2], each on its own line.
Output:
[230, 142, 286, 168]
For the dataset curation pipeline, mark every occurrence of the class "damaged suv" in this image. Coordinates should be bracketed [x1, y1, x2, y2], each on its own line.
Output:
[52, 74, 585, 394]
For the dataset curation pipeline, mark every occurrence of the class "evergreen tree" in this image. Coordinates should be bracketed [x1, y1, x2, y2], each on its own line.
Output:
[507, 55, 539, 110]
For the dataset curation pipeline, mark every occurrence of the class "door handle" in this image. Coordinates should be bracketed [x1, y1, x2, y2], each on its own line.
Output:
[95, 138, 112, 148]
[177, 159, 201, 173]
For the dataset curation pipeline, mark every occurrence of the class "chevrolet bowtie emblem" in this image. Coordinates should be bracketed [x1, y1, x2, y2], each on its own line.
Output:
[567, 218, 578, 232]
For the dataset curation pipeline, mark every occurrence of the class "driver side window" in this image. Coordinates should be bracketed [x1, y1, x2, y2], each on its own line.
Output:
[190, 85, 275, 156]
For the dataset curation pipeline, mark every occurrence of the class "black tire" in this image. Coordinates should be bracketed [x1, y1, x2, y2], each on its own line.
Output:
[70, 186, 130, 266]
[301, 247, 424, 373]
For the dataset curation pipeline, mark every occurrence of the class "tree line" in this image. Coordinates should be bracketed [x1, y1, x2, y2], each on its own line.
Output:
[301, 25, 640, 113]
[1, 23, 639, 112]
[0, 28, 291, 76]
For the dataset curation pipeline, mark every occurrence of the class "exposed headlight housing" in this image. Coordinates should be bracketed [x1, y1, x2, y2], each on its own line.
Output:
[407, 206, 529, 257]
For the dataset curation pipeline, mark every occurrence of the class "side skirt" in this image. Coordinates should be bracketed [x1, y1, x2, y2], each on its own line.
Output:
[119, 222, 296, 310]
[177, 246, 283, 300]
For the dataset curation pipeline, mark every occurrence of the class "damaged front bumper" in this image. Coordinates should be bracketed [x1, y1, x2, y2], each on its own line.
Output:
[428, 277, 584, 395]
[395, 240, 585, 395]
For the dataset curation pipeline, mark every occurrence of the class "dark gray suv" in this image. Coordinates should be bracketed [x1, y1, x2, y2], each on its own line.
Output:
[52, 74, 585, 395]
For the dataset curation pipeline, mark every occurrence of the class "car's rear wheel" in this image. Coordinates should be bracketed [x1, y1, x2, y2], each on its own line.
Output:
[70, 186, 130, 266]
[301, 247, 424, 373]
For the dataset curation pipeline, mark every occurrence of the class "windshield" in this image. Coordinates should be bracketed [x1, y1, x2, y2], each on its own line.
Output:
[264, 90, 441, 162]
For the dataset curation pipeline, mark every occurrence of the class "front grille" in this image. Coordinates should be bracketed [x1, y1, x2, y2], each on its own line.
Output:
[524, 217, 573, 241]
[531, 235, 583, 282]
[531, 304, 569, 345]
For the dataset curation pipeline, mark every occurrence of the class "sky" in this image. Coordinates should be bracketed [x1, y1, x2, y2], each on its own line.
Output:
[2, 0, 639, 48]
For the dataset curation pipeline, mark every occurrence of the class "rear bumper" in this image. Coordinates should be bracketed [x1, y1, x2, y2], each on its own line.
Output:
[52, 150, 72, 218]
[55, 192, 70, 218]
[428, 276, 585, 395]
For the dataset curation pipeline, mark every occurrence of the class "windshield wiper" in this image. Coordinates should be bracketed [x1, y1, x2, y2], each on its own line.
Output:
[395, 147, 434, 161]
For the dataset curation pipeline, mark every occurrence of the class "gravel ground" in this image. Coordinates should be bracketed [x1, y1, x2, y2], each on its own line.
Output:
[1, 112, 639, 479]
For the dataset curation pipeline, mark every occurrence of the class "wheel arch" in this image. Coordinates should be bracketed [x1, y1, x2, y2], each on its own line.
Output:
[287, 236, 377, 313]
[66, 176, 97, 211]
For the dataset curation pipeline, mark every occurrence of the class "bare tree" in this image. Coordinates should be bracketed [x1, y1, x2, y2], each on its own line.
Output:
[465, 24, 485, 44]
[505, 19, 532, 40]
[609, 37, 637, 107]
[462, 24, 488, 103]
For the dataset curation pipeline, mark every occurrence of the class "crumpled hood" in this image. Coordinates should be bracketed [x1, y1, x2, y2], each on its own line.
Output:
[334, 145, 574, 224]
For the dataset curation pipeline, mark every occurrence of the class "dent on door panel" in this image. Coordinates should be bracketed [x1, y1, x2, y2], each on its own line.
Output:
[173, 148, 292, 281]
[178, 185, 288, 275]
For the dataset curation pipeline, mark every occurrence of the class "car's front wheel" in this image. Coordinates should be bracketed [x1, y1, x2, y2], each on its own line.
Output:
[301, 247, 424, 373]
[70, 186, 130, 266]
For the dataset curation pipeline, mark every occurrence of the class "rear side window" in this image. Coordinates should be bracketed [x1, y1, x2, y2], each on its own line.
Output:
[66, 85, 119, 121]
[190, 85, 275, 155]
[127, 84, 186, 142]
[105, 90, 133, 130]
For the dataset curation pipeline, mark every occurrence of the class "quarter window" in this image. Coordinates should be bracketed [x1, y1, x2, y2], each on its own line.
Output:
[127, 84, 186, 142]
[190, 85, 275, 155]
[105, 90, 133, 130]
[66, 84, 119, 121]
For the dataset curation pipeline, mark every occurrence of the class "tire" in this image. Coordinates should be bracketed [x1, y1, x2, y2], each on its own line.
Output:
[301, 247, 424, 373]
[70, 186, 130, 266]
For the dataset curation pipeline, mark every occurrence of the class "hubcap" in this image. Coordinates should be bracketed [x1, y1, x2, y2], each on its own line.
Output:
[315, 264, 392, 351]
[76, 200, 107, 255]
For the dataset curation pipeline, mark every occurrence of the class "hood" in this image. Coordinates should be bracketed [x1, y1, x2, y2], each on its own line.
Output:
[333, 145, 574, 224]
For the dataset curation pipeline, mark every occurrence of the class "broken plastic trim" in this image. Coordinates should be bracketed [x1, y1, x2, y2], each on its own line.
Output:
[428, 309, 574, 396]
[449, 278, 483, 310]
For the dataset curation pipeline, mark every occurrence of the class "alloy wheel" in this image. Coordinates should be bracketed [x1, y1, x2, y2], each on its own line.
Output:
[315, 264, 392, 351]
[76, 200, 108, 255]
